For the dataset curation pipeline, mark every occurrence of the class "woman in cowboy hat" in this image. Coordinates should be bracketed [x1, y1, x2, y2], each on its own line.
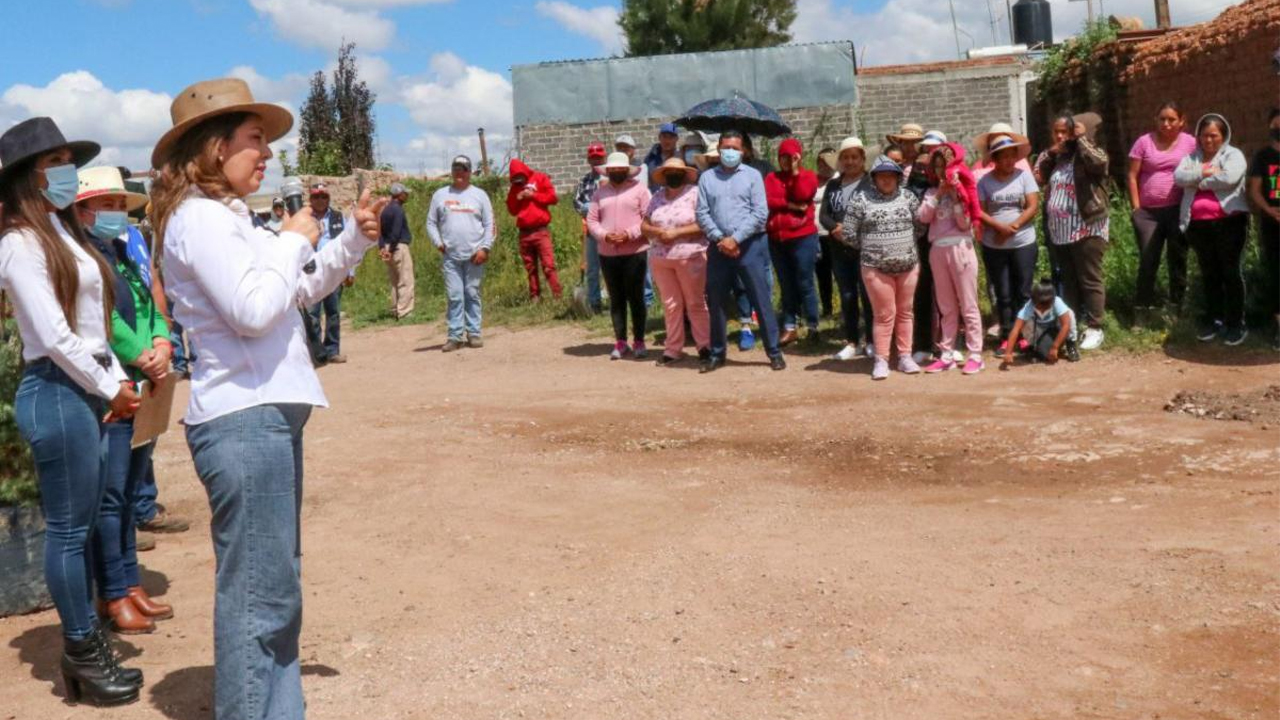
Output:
[0, 117, 144, 706]
[643, 157, 711, 366]
[976, 133, 1041, 357]
[74, 166, 176, 638]
[147, 78, 387, 720]
[972, 123, 1034, 181]
[588, 151, 653, 360]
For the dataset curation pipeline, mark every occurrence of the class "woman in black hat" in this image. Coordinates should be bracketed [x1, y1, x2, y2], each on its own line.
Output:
[0, 116, 144, 706]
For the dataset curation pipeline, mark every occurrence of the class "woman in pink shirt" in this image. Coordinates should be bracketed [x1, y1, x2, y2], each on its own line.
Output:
[918, 144, 983, 375]
[588, 152, 653, 359]
[643, 158, 711, 365]
[1127, 102, 1197, 314]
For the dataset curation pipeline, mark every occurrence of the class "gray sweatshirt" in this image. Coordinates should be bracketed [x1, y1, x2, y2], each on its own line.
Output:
[426, 185, 495, 260]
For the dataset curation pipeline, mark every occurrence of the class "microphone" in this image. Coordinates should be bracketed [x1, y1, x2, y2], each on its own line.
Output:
[281, 176, 305, 215]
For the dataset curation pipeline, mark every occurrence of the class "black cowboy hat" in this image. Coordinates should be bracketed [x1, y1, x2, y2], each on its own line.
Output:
[0, 117, 100, 187]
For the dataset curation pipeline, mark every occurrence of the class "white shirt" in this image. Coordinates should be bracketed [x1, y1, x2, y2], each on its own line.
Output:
[0, 214, 127, 400]
[162, 194, 374, 425]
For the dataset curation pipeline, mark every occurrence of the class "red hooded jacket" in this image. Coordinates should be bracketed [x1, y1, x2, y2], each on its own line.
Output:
[936, 142, 982, 237]
[764, 139, 819, 241]
[506, 159, 558, 230]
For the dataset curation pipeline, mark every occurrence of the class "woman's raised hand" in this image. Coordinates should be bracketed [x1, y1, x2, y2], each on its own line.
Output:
[353, 190, 390, 242]
[282, 206, 321, 246]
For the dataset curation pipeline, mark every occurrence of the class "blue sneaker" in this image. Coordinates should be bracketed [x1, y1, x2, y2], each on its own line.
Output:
[738, 326, 756, 352]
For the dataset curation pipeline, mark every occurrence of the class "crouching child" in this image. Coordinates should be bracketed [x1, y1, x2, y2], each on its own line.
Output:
[1001, 279, 1080, 369]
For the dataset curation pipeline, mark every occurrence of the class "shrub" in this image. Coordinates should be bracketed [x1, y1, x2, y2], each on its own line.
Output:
[0, 325, 36, 507]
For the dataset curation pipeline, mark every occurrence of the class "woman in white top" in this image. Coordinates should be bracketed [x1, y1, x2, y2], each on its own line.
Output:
[148, 79, 385, 720]
[0, 117, 143, 706]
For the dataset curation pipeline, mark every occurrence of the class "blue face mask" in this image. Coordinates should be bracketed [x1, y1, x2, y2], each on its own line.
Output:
[39, 163, 79, 210]
[719, 149, 743, 169]
[683, 149, 700, 166]
[89, 210, 129, 240]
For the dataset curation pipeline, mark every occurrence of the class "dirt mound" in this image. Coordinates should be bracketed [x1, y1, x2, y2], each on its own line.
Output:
[1166, 385, 1280, 424]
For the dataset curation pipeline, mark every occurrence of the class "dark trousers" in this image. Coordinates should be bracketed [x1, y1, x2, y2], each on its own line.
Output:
[982, 242, 1039, 337]
[1259, 214, 1279, 318]
[830, 246, 873, 344]
[816, 235, 835, 316]
[1131, 205, 1187, 308]
[769, 234, 821, 331]
[1051, 236, 1108, 328]
[94, 421, 152, 600]
[133, 456, 158, 524]
[306, 286, 342, 359]
[912, 235, 937, 352]
[706, 236, 782, 359]
[1187, 214, 1249, 330]
[1042, 214, 1064, 298]
[600, 252, 648, 343]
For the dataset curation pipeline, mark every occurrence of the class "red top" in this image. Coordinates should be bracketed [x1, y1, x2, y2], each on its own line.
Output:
[764, 168, 819, 241]
[506, 159, 558, 230]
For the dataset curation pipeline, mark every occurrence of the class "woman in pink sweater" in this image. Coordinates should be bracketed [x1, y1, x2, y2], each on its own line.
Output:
[918, 144, 984, 374]
[643, 158, 711, 365]
[588, 152, 653, 359]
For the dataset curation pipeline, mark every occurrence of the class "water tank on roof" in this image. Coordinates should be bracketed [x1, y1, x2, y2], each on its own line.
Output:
[1012, 0, 1053, 48]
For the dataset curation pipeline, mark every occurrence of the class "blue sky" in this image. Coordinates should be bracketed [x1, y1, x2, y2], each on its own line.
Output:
[0, 0, 1242, 185]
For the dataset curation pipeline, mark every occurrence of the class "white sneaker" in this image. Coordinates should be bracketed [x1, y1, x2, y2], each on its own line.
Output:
[1080, 328, 1104, 351]
[911, 351, 932, 365]
[898, 357, 922, 374]
[948, 350, 966, 364]
[834, 344, 858, 361]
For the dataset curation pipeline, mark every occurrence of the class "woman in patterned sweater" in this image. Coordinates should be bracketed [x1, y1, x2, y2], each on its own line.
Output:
[840, 155, 923, 380]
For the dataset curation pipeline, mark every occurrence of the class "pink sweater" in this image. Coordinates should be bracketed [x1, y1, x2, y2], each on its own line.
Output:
[918, 187, 974, 243]
[588, 179, 653, 257]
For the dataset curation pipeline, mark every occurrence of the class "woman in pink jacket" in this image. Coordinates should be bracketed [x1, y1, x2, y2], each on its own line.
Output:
[643, 158, 711, 366]
[918, 143, 984, 374]
[588, 152, 653, 360]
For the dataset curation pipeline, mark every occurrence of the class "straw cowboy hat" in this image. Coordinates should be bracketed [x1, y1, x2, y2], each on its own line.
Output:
[975, 122, 1031, 159]
[983, 134, 1032, 162]
[0, 117, 99, 188]
[596, 151, 641, 177]
[76, 166, 148, 212]
[650, 156, 698, 186]
[151, 78, 293, 168]
[886, 123, 925, 145]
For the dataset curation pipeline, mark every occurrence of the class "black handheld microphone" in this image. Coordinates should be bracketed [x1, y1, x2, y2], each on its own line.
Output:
[281, 177, 305, 215]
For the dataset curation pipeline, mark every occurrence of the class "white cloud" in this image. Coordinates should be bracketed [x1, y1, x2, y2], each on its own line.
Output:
[248, 0, 453, 51]
[226, 65, 311, 107]
[534, 1, 623, 56]
[399, 52, 513, 136]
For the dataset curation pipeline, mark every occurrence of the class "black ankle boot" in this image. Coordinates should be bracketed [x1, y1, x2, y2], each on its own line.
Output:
[91, 627, 143, 687]
[61, 633, 140, 707]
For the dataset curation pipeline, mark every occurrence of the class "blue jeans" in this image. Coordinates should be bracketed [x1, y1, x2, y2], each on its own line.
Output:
[170, 315, 195, 373]
[585, 234, 602, 311]
[731, 257, 774, 324]
[831, 246, 873, 344]
[306, 286, 342, 359]
[133, 457, 157, 524]
[442, 255, 486, 339]
[186, 403, 312, 720]
[14, 361, 108, 640]
[94, 421, 153, 600]
[706, 235, 782, 359]
[770, 234, 821, 331]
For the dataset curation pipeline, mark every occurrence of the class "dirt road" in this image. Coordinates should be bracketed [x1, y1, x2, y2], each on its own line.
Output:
[2, 323, 1277, 720]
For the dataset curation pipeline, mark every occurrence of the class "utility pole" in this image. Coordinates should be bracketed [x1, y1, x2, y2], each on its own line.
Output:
[949, 0, 962, 58]
[986, 0, 999, 44]
[1154, 0, 1171, 29]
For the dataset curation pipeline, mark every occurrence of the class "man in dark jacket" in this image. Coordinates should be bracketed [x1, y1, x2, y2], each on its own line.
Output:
[507, 159, 562, 300]
[380, 182, 416, 319]
[643, 123, 680, 192]
[574, 143, 607, 312]
[305, 182, 351, 362]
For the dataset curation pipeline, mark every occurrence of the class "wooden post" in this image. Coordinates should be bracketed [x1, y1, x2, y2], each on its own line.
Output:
[478, 128, 490, 176]
[1154, 0, 1171, 29]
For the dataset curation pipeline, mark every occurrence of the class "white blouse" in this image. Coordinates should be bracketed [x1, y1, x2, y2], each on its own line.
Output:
[162, 194, 374, 425]
[0, 214, 127, 400]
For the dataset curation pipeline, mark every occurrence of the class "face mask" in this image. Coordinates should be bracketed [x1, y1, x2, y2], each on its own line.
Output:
[39, 163, 79, 210]
[719, 149, 743, 169]
[89, 210, 129, 240]
[608, 172, 630, 185]
[665, 174, 685, 189]
[683, 149, 700, 165]
[1270, 128, 1280, 142]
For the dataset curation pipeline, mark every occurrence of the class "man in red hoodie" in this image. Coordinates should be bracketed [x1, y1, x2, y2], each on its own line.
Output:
[765, 138, 821, 345]
[507, 159, 562, 300]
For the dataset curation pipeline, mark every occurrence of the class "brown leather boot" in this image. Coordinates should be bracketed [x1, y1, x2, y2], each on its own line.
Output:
[778, 329, 799, 346]
[126, 586, 173, 620]
[104, 597, 155, 635]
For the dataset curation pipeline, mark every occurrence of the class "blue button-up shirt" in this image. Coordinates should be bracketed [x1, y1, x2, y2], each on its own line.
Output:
[695, 164, 768, 244]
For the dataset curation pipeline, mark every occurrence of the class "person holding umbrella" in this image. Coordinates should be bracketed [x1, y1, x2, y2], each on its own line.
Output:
[695, 130, 785, 373]
[765, 138, 821, 345]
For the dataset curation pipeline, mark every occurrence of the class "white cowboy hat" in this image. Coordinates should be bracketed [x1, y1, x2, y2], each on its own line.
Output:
[975, 122, 1031, 159]
[919, 130, 948, 148]
[596, 151, 641, 177]
[75, 166, 148, 212]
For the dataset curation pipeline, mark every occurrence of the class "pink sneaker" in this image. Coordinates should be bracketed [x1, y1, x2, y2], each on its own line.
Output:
[923, 358, 955, 373]
[962, 356, 985, 375]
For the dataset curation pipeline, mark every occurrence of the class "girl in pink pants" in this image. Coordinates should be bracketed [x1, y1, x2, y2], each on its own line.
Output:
[861, 266, 920, 366]
[918, 144, 984, 374]
[643, 158, 711, 365]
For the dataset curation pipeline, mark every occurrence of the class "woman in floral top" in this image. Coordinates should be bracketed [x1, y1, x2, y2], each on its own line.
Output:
[642, 158, 711, 366]
[841, 155, 922, 380]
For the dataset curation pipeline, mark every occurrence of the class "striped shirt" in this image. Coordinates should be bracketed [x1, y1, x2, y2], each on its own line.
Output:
[1046, 160, 1109, 245]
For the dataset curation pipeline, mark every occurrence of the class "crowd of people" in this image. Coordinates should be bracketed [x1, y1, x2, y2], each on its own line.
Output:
[0, 68, 1276, 720]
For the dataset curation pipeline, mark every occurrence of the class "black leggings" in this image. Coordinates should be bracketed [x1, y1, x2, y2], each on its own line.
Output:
[982, 242, 1039, 336]
[1187, 214, 1249, 330]
[1260, 214, 1279, 318]
[816, 235, 835, 316]
[600, 252, 648, 343]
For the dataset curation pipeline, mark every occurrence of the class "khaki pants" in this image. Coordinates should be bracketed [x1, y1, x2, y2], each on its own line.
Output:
[384, 244, 416, 319]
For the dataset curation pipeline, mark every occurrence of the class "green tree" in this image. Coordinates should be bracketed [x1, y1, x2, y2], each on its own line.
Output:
[295, 43, 378, 175]
[619, 0, 796, 57]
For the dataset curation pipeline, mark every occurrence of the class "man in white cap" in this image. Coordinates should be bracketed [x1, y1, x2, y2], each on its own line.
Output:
[380, 182, 416, 319]
[427, 156, 494, 352]
[615, 134, 639, 165]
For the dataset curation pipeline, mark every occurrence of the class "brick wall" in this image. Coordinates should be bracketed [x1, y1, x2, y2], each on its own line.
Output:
[517, 57, 1033, 192]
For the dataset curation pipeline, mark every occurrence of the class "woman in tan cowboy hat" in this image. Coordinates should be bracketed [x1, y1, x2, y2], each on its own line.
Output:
[975, 133, 1040, 358]
[74, 166, 177, 639]
[972, 122, 1034, 181]
[148, 78, 388, 720]
[643, 157, 712, 365]
[0, 117, 144, 706]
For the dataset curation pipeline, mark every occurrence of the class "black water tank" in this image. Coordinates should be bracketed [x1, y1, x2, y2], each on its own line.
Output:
[1012, 0, 1053, 47]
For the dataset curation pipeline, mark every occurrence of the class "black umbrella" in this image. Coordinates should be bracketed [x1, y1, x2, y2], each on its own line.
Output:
[675, 97, 792, 138]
